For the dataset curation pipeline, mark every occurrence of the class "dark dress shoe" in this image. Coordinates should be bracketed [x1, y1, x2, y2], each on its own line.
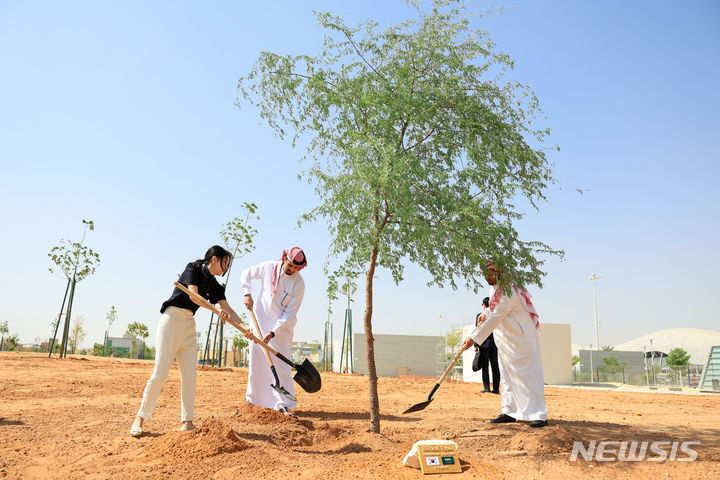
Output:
[480, 389, 491, 393]
[490, 413, 516, 423]
[491, 390, 500, 394]
[529, 419, 548, 428]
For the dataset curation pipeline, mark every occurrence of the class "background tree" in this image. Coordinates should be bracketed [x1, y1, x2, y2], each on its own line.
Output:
[104, 306, 118, 356]
[91, 343, 105, 356]
[232, 334, 249, 367]
[0, 320, 8, 351]
[48, 219, 100, 357]
[601, 345, 615, 351]
[202, 203, 259, 367]
[126, 322, 149, 359]
[239, 1, 562, 432]
[599, 355, 628, 374]
[665, 347, 691, 366]
[5, 334, 19, 352]
[68, 316, 87, 354]
[572, 355, 581, 367]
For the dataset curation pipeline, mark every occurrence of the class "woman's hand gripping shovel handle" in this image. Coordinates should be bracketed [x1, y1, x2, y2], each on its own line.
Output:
[173, 281, 322, 394]
[172, 281, 276, 354]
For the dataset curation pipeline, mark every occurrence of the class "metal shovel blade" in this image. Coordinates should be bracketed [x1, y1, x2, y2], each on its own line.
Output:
[269, 364, 297, 402]
[402, 398, 433, 414]
[292, 358, 322, 393]
[272, 383, 297, 402]
[402, 382, 440, 414]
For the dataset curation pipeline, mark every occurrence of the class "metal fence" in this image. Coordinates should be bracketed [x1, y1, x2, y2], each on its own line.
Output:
[573, 364, 704, 387]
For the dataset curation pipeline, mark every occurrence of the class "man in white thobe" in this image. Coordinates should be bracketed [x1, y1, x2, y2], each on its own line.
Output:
[240, 247, 306, 416]
[463, 261, 548, 427]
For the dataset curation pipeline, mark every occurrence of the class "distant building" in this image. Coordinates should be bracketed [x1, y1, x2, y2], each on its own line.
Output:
[614, 328, 720, 367]
[291, 341, 322, 363]
[344, 333, 445, 378]
[107, 334, 145, 359]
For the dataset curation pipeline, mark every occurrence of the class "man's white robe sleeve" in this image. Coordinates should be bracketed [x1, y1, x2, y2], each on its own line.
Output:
[240, 262, 266, 296]
[470, 291, 520, 346]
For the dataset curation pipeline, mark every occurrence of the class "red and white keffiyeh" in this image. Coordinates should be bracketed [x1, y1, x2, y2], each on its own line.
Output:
[489, 285, 540, 329]
[271, 247, 307, 296]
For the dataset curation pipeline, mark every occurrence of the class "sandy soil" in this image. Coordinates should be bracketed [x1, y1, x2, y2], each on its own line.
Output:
[1, 352, 718, 479]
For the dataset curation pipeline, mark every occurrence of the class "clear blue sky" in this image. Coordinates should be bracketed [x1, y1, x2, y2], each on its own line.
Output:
[1, 1, 718, 351]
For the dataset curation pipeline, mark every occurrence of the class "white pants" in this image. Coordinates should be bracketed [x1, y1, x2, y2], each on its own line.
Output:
[246, 311, 296, 410]
[137, 306, 197, 421]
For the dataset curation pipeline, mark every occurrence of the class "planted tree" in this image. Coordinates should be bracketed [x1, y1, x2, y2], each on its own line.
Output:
[48, 219, 100, 357]
[666, 348, 691, 366]
[238, 0, 562, 432]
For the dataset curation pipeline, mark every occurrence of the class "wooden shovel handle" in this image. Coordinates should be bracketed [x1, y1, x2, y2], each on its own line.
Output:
[172, 281, 278, 355]
[248, 309, 277, 367]
[437, 347, 466, 385]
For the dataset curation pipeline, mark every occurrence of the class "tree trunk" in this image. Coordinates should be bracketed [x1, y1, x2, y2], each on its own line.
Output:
[364, 245, 380, 433]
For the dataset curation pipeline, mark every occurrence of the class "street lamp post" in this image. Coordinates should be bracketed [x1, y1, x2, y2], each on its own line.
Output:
[588, 273, 604, 350]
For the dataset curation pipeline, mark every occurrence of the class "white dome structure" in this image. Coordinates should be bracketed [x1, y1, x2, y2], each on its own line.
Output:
[615, 328, 720, 365]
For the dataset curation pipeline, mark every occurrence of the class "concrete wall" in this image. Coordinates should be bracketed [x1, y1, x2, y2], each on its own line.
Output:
[462, 323, 573, 385]
[351, 333, 444, 377]
[577, 349, 647, 369]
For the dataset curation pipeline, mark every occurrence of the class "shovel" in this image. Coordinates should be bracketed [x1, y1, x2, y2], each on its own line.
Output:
[402, 347, 466, 414]
[173, 281, 321, 393]
[247, 309, 297, 402]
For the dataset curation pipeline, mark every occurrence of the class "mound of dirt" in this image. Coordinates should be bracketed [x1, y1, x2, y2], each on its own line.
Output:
[144, 417, 249, 461]
[507, 425, 582, 454]
[234, 404, 300, 426]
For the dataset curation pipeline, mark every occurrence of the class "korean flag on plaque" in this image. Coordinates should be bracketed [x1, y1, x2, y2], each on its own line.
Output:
[425, 456, 440, 466]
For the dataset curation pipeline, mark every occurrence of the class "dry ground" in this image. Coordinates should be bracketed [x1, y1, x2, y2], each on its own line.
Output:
[1, 352, 718, 479]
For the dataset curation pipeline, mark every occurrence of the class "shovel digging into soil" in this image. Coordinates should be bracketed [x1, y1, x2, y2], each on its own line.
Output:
[173, 281, 321, 393]
[247, 309, 296, 402]
[402, 347, 467, 414]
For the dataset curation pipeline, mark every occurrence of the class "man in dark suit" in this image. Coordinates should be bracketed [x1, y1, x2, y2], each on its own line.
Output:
[477, 297, 500, 394]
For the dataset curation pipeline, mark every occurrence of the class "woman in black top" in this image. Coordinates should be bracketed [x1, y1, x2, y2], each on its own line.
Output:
[130, 245, 244, 436]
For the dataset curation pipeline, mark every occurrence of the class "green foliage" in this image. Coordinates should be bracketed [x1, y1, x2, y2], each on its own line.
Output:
[5, 334, 19, 351]
[126, 322, 149, 340]
[666, 348, 691, 366]
[91, 343, 105, 356]
[601, 345, 615, 351]
[106, 306, 117, 328]
[600, 355, 628, 374]
[220, 202, 260, 262]
[239, 1, 562, 295]
[602, 356, 622, 366]
[126, 322, 150, 359]
[325, 264, 359, 314]
[68, 316, 87, 354]
[48, 219, 100, 282]
[444, 328, 463, 351]
[233, 334, 249, 352]
[572, 355, 581, 367]
[144, 345, 155, 360]
[0, 321, 7, 351]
